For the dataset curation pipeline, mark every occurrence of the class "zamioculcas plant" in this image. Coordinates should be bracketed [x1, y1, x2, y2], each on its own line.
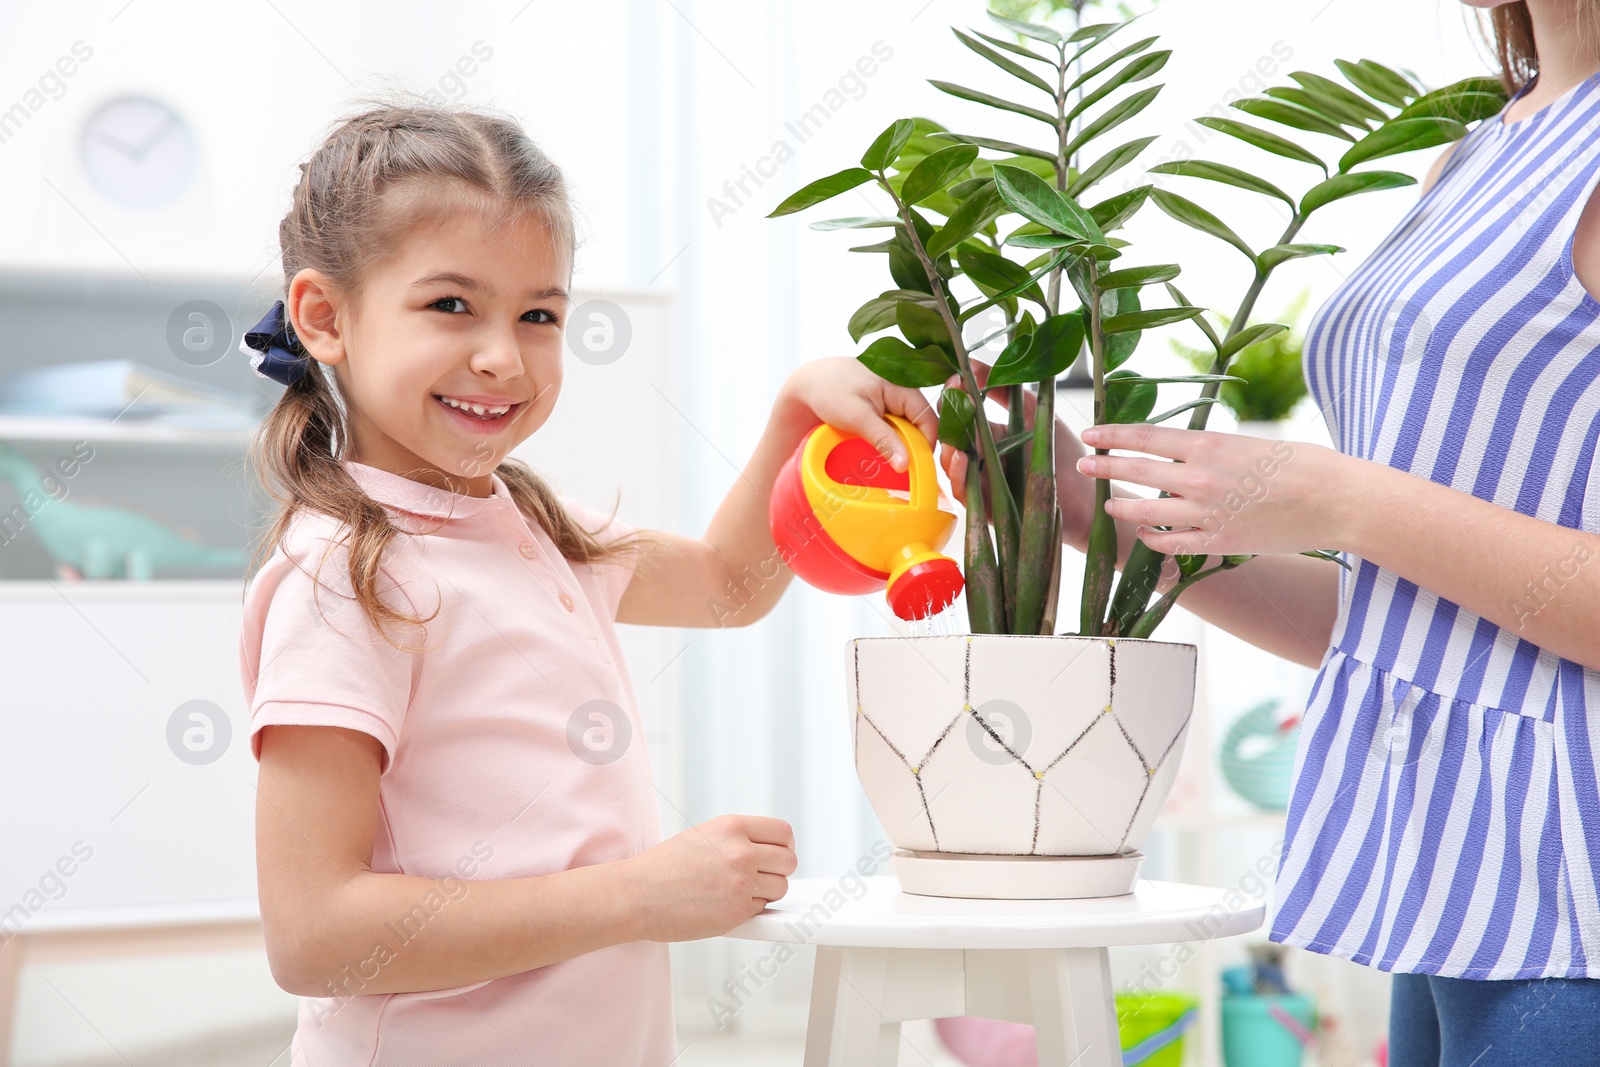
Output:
[769, 7, 1506, 639]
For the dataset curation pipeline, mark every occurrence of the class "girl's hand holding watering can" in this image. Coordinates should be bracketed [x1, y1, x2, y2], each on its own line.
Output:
[781, 356, 939, 471]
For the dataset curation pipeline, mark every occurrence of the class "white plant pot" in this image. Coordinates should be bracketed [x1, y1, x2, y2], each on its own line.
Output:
[846, 634, 1196, 899]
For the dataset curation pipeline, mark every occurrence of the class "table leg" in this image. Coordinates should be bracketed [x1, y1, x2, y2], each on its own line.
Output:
[804, 945, 901, 1067]
[1027, 947, 1121, 1067]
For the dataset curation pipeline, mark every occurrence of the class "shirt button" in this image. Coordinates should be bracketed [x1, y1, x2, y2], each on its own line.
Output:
[559, 591, 575, 612]
[519, 542, 537, 559]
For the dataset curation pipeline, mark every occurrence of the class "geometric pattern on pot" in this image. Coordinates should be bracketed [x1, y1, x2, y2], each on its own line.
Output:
[850, 635, 1194, 857]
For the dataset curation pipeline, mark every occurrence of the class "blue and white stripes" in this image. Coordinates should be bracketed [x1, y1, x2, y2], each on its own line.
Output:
[1268, 74, 1600, 979]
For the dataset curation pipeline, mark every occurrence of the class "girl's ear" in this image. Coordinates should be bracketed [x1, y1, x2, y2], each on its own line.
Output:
[287, 269, 346, 367]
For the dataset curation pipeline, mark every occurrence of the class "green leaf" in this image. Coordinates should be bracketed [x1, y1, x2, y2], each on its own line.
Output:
[959, 249, 1075, 322]
[995, 428, 1032, 456]
[857, 336, 955, 387]
[1289, 71, 1387, 123]
[1335, 58, 1412, 108]
[958, 245, 1047, 310]
[1354, 59, 1421, 104]
[861, 119, 917, 172]
[1102, 306, 1204, 334]
[847, 295, 901, 342]
[896, 300, 953, 351]
[768, 167, 875, 216]
[1066, 136, 1158, 198]
[1397, 90, 1505, 125]
[1338, 117, 1464, 172]
[1264, 86, 1373, 131]
[1256, 242, 1344, 271]
[1103, 370, 1157, 424]
[1302, 547, 1354, 570]
[1098, 286, 1140, 369]
[1067, 20, 1122, 47]
[987, 11, 1062, 44]
[1194, 117, 1328, 174]
[1068, 35, 1157, 91]
[1148, 159, 1294, 206]
[953, 28, 1054, 94]
[1232, 97, 1354, 141]
[1151, 188, 1255, 262]
[1087, 185, 1151, 232]
[1147, 397, 1221, 424]
[902, 143, 980, 205]
[938, 386, 977, 452]
[929, 79, 1056, 127]
[1300, 170, 1415, 215]
[809, 216, 902, 231]
[848, 239, 897, 253]
[930, 132, 1055, 162]
[1166, 282, 1221, 351]
[988, 312, 1084, 386]
[993, 164, 1103, 240]
[1119, 373, 1245, 385]
[1066, 51, 1171, 124]
[1220, 322, 1287, 359]
[1006, 230, 1082, 249]
[927, 181, 1003, 258]
[1064, 85, 1162, 160]
[1096, 263, 1180, 289]
[971, 29, 1054, 64]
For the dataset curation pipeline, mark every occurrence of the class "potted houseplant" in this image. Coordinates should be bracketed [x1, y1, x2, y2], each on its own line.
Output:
[769, 6, 1503, 897]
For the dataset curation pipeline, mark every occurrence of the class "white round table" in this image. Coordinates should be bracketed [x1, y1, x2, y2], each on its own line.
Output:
[722, 875, 1265, 1067]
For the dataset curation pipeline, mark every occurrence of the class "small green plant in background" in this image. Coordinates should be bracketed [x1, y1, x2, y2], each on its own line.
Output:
[1173, 290, 1311, 424]
[769, 5, 1504, 639]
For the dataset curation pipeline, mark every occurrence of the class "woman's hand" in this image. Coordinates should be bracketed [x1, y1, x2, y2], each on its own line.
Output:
[935, 357, 1098, 552]
[779, 356, 939, 471]
[1075, 423, 1355, 556]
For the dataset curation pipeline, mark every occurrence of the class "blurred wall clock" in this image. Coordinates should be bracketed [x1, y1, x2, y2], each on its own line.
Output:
[79, 95, 197, 208]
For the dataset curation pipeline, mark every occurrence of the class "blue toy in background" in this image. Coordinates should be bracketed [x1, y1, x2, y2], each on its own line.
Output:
[1220, 698, 1302, 810]
[0, 442, 248, 579]
[1221, 946, 1318, 1067]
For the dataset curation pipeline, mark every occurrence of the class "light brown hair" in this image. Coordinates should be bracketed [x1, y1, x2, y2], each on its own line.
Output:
[245, 98, 660, 650]
[1487, 1, 1539, 93]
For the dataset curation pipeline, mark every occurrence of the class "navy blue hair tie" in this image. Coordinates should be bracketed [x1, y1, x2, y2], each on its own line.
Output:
[241, 300, 311, 387]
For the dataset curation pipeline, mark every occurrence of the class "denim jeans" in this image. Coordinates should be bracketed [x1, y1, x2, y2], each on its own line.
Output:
[1389, 970, 1600, 1066]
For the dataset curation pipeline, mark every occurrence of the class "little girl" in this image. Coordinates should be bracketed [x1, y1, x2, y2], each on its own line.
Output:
[237, 101, 938, 1065]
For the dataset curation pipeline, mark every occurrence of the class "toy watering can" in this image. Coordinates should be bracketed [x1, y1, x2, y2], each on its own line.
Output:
[769, 413, 963, 620]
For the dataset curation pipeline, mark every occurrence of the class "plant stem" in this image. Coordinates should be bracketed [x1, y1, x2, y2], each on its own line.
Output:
[883, 172, 1019, 623]
[1108, 213, 1307, 635]
[1079, 259, 1117, 636]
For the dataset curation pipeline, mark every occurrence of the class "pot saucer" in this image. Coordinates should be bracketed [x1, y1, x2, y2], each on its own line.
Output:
[892, 848, 1144, 899]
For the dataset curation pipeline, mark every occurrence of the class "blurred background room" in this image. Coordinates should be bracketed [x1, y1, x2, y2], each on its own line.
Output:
[0, 1, 1497, 1064]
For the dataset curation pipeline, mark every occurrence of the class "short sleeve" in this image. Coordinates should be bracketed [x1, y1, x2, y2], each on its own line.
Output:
[239, 518, 421, 775]
[557, 494, 641, 620]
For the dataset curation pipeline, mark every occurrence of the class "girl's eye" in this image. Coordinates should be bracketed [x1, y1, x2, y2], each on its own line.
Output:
[523, 308, 558, 325]
[431, 296, 467, 314]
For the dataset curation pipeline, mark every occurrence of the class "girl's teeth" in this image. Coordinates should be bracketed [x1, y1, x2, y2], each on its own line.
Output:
[438, 396, 511, 419]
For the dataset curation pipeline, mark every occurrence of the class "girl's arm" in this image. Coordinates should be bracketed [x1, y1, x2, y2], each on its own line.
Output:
[1077, 424, 1600, 671]
[615, 358, 938, 628]
[256, 724, 793, 996]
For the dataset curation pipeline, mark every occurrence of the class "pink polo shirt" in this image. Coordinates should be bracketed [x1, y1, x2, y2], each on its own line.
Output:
[239, 459, 675, 1066]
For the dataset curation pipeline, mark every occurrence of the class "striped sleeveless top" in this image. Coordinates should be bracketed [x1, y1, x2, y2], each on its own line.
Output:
[1268, 73, 1600, 980]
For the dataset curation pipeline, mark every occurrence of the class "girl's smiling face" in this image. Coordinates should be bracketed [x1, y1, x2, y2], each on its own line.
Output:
[288, 203, 570, 497]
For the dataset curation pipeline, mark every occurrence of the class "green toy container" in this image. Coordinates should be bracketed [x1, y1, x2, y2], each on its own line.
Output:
[1221, 992, 1318, 1067]
[1117, 991, 1199, 1066]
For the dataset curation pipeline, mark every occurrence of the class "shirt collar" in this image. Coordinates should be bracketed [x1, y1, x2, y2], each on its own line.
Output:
[341, 459, 512, 520]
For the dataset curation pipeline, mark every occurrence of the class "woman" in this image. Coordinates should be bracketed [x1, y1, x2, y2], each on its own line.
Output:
[945, 1, 1600, 1062]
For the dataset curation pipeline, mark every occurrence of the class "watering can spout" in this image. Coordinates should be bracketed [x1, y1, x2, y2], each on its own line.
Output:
[769, 413, 963, 621]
